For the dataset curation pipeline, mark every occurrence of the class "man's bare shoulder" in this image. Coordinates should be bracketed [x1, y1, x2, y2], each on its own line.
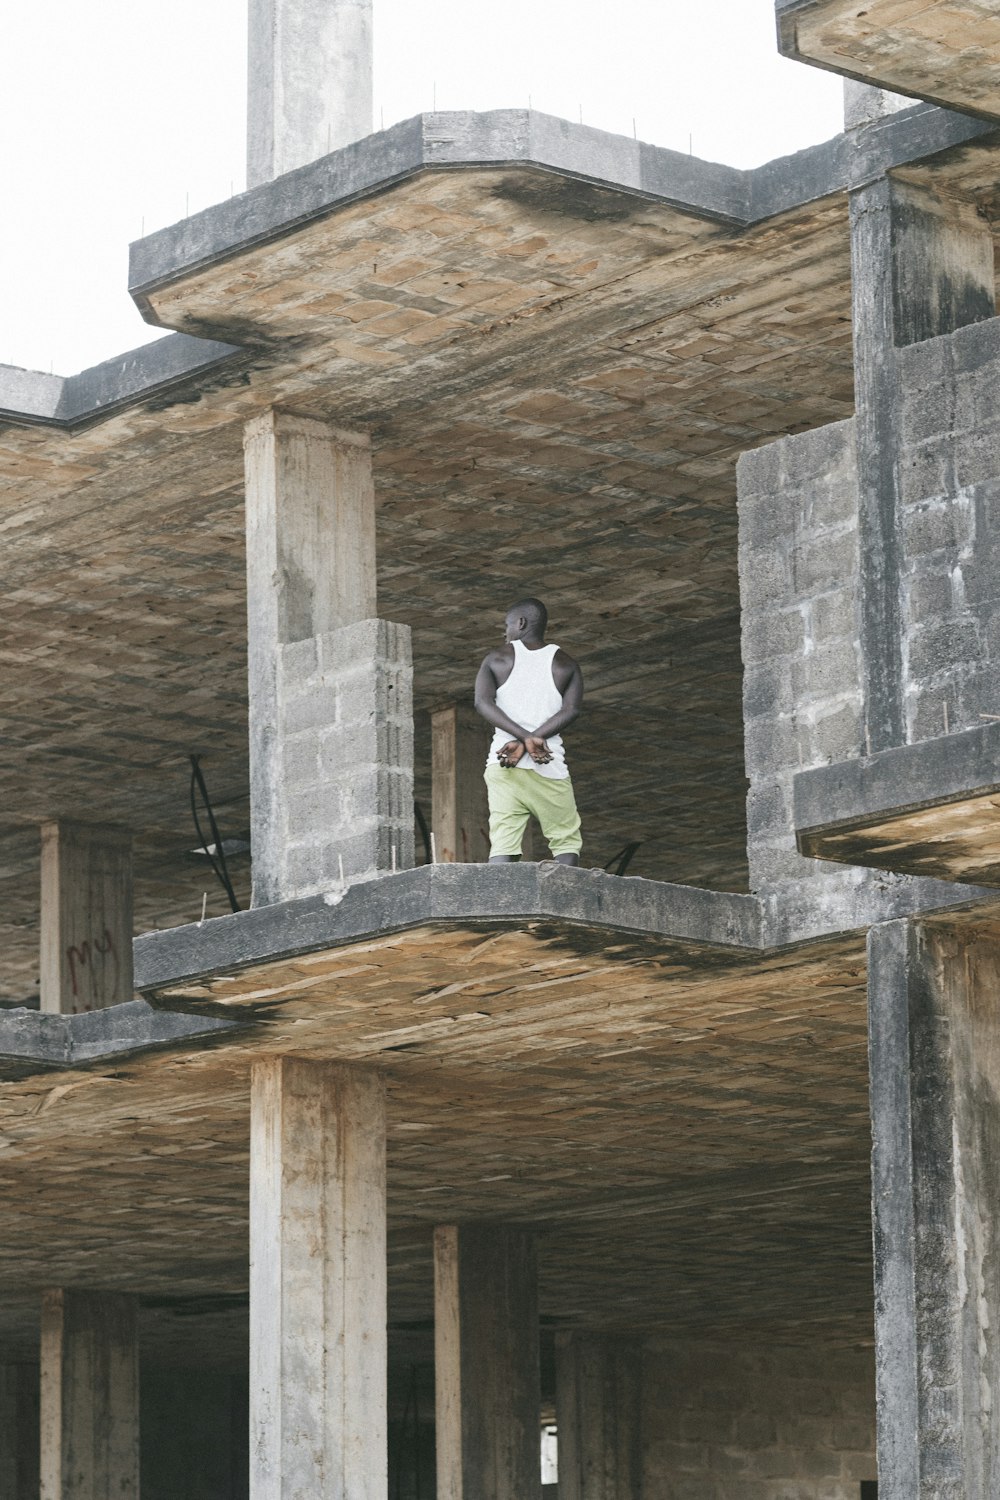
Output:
[552, 646, 580, 672]
[480, 643, 515, 672]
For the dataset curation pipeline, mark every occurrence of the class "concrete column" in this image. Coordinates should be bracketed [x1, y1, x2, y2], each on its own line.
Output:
[555, 1334, 642, 1500]
[849, 178, 995, 750]
[843, 80, 911, 132]
[40, 1291, 139, 1500]
[431, 704, 490, 863]
[434, 1224, 541, 1500]
[0, 1364, 39, 1500]
[250, 1057, 387, 1499]
[39, 821, 133, 1014]
[244, 409, 414, 903]
[247, 0, 373, 187]
[868, 918, 1000, 1496]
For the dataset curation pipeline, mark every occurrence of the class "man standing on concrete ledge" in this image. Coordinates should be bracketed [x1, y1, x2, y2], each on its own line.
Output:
[474, 598, 584, 865]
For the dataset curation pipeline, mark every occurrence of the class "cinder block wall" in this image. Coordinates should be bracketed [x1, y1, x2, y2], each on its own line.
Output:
[737, 419, 863, 889]
[643, 1339, 876, 1498]
[897, 314, 1000, 740]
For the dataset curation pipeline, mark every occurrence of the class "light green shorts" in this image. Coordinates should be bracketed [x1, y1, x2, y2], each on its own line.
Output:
[484, 764, 583, 858]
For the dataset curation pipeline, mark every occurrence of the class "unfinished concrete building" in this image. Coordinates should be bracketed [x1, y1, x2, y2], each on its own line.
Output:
[0, 0, 999, 1494]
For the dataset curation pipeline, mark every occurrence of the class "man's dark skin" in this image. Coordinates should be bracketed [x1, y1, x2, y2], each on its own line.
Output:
[474, 604, 584, 866]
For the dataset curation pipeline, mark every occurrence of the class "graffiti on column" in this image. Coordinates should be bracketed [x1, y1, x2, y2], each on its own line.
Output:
[65, 926, 118, 1008]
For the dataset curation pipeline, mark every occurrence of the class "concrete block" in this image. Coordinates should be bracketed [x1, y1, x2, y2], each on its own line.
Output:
[804, 700, 862, 765]
[950, 313, 1000, 375]
[901, 495, 974, 558]
[281, 732, 321, 785]
[742, 664, 792, 722]
[903, 566, 955, 622]
[792, 641, 860, 702]
[746, 782, 791, 840]
[792, 532, 858, 596]
[906, 618, 980, 682]
[743, 717, 801, 779]
[811, 588, 858, 643]
[741, 609, 805, 667]
[806, 470, 858, 530]
[280, 683, 340, 735]
[280, 635, 319, 680]
[317, 618, 411, 675]
[898, 439, 955, 508]
[954, 428, 1000, 490]
[738, 547, 789, 605]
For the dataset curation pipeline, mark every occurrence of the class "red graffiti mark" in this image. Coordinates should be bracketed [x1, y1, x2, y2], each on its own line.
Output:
[66, 927, 118, 1006]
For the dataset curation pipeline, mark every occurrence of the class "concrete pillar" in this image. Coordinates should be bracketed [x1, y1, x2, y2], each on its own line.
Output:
[843, 80, 911, 132]
[0, 1364, 39, 1500]
[849, 179, 995, 751]
[555, 1334, 642, 1500]
[247, 0, 373, 188]
[243, 409, 414, 903]
[431, 704, 490, 863]
[40, 1291, 139, 1500]
[39, 822, 133, 1014]
[250, 1057, 387, 1499]
[868, 918, 1000, 1496]
[433, 1224, 541, 1500]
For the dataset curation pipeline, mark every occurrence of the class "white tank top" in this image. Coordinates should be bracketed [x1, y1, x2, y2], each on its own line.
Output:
[487, 640, 569, 780]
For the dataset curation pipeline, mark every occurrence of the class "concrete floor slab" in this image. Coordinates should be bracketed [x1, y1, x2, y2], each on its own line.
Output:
[795, 722, 1000, 884]
[777, 0, 1000, 122]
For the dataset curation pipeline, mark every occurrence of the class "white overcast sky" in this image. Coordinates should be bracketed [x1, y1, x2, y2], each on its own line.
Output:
[0, 0, 843, 376]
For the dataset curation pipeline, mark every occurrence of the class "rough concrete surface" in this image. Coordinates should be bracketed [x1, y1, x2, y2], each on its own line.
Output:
[777, 0, 1000, 123]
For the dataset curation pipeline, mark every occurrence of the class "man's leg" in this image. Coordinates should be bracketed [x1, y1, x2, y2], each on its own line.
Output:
[484, 766, 531, 864]
[525, 775, 582, 866]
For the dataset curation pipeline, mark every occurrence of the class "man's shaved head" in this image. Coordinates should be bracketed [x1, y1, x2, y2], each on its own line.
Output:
[506, 598, 548, 638]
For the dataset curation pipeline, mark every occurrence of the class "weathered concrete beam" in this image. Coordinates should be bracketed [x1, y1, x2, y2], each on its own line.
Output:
[0, 335, 241, 431]
[128, 107, 995, 326]
[132, 858, 998, 1002]
[0, 999, 238, 1074]
[795, 720, 1000, 885]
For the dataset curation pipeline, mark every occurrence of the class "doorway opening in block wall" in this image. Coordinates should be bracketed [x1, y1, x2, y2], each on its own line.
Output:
[860, 1483, 877, 1498]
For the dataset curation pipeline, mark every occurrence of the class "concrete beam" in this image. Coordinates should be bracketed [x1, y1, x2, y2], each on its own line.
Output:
[127, 108, 994, 326]
[250, 1057, 386, 1498]
[0, 998, 238, 1076]
[795, 721, 1000, 884]
[555, 1334, 642, 1500]
[243, 409, 414, 902]
[131, 855, 1000, 1005]
[40, 822, 133, 1014]
[868, 919, 1000, 1495]
[434, 1223, 541, 1500]
[40, 1290, 139, 1500]
[247, 0, 373, 188]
